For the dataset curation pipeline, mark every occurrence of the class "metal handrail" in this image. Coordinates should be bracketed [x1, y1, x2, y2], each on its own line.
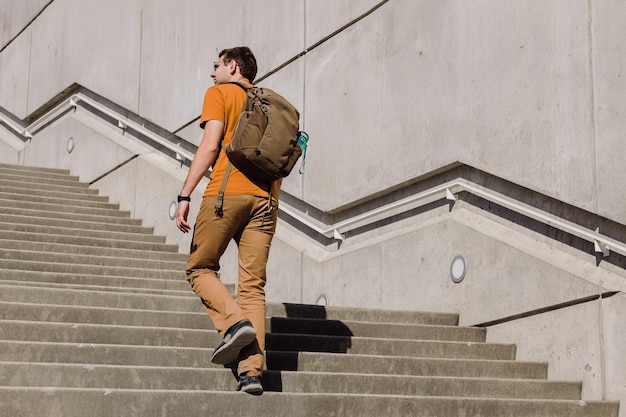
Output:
[69, 94, 195, 162]
[280, 180, 626, 258]
[0, 110, 29, 139]
[0, 93, 195, 161]
[1, 94, 624, 259]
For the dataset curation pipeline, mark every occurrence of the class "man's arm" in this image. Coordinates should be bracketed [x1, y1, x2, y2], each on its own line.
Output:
[175, 119, 224, 233]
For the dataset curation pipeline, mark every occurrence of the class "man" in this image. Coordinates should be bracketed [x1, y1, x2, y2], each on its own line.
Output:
[175, 46, 278, 395]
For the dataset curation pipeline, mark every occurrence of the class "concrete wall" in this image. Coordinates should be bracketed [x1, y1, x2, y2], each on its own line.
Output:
[487, 292, 626, 409]
[2, 0, 626, 410]
[2, 0, 625, 224]
[0, 0, 49, 48]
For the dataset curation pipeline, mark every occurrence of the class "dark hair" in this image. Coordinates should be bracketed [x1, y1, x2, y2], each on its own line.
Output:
[220, 46, 257, 82]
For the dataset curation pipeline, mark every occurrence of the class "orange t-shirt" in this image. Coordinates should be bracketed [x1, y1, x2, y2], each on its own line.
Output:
[200, 83, 277, 197]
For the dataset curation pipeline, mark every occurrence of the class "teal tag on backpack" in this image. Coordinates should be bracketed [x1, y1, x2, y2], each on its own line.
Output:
[297, 131, 309, 174]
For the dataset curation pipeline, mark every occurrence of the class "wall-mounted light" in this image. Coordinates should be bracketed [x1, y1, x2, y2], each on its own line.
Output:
[67, 136, 75, 153]
[316, 294, 328, 306]
[168, 201, 177, 220]
[450, 255, 467, 283]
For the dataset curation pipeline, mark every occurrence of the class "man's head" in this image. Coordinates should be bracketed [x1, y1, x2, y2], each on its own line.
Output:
[211, 46, 257, 85]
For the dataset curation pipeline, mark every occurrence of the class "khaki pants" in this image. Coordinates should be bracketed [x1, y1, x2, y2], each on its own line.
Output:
[186, 194, 277, 376]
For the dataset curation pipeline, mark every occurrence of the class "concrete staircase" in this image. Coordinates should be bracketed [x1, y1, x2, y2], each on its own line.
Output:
[0, 163, 619, 417]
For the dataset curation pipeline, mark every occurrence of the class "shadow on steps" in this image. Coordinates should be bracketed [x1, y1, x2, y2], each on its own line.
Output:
[232, 303, 355, 392]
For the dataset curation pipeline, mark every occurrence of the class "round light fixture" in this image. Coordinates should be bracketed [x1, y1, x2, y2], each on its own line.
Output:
[168, 201, 177, 220]
[316, 294, 328, 306]
[450, 255, 467, 283]
[67, 137, 75, 153]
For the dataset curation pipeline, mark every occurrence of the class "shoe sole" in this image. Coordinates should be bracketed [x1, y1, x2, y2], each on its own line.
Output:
[240, 382, 263, 395]
[211, 325, 257, 365]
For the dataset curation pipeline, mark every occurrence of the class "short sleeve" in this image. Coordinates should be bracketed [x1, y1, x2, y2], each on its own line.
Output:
[199, 86, 225, 129]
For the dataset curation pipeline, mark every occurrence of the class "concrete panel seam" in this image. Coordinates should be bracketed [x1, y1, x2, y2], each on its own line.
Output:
[587, 0, 599, 214]
[596, 282, 607, 400]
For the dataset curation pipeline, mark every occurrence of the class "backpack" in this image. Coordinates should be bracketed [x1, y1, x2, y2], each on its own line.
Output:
[214, 82, 309, 217]
[226, 82, 307, 182]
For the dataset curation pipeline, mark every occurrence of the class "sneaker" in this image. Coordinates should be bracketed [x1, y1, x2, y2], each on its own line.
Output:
[211, 320, 257, 365]
[237, 372, 263, 395]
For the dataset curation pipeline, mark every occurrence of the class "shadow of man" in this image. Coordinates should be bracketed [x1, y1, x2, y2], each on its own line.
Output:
[262, 303, 354, 392]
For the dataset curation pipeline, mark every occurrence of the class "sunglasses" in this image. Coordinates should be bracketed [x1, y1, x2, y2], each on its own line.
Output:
[213, 60, 237, 71]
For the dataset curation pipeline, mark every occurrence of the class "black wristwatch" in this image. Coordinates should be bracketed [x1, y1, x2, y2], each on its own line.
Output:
[177, 195, 191, 202]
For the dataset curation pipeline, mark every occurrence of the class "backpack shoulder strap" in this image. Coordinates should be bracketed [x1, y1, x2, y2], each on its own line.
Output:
[228, 81, 250, 92]
[215, 159, 233, 218]
[213, 82, 255, 217]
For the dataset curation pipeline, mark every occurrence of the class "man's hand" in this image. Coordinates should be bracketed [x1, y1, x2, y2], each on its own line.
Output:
[175, 201, 191, 233]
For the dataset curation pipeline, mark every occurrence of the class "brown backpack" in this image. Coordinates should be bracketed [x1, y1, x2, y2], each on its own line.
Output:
[215, 82, 308, 216]
[226, 82, 306, 181]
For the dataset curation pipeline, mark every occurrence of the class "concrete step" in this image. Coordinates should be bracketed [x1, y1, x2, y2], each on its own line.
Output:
[0, 177, 99, 195]
[0, 302, 480, 341]
[0, 340, 547, 379]
[2, 388, 617, 417]
[0, 279, 192, 296]
[0, 284, 206, 311]
[0, 285, 461, 324]
[268, 303, 459, 326]
[0, 213, 147, 234]
[0, 171, 87, 188]
[0, 190, 120, 210]
[0, 184, 109, 202]
[0, 213, 152, 233]
[0, 197, 130, 218]
[266, 333, 513, 360]
[280, 331, 508, 357]
[266, 350, 547, 379]
[0, 163, 73, 177]
[269, 316, 486, 342]
[0, 319, 514, 361]
[0, 301, 205, 328]
[0, 363, 582, 399]
[0, 222, 167, 244]
[0, 259, 183, 279]
[0, 171, 98, 188]
[0, 205, 139, 225]
[0, 239, 186, 261]
[0, 270, 189, 292]
[0, 247, 185, 271]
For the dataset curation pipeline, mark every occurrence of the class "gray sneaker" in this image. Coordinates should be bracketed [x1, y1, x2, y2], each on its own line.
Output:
[237, 372, 263, 395]
[211, 320, 257, 365]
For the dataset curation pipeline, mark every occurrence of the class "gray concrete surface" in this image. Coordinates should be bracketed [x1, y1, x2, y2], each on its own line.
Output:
[2, 0, 626, 224]
[488, 292, 626, 409]
[0, 0, 49, 47]
[2, 1, 626, 414]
